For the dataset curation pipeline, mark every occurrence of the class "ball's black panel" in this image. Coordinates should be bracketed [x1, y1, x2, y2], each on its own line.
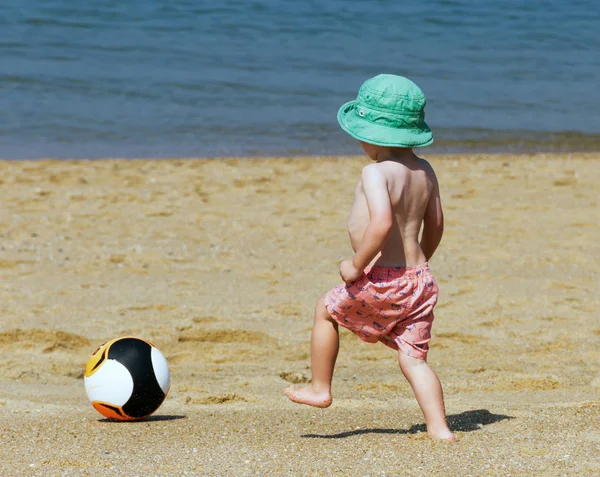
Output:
[99, 403, 125, 418]
[107, 338, 166, 418]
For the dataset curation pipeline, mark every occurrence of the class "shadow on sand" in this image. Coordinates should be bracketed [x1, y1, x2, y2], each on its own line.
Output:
[99, 414, 186, 423]
[301, 409, 513, 439]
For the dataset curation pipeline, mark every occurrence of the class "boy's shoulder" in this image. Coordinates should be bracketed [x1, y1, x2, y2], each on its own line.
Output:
[362, 158, 440, 192]
[411, 156, 438, 182]
[361, 157, 435, 176]
[359, 163, 387, 186]
[414, 155, 434, 171]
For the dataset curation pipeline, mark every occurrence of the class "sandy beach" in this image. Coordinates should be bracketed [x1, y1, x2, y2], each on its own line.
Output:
[0, 153, 598, 476]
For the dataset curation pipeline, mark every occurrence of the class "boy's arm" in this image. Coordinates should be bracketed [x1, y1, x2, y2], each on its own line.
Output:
[420, 168, 444, 261]
[351, 165, 393, 271]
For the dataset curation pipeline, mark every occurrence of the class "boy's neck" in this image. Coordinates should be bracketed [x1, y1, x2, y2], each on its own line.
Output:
[375, 147, 417, 164]
[359, 141, 418, 163]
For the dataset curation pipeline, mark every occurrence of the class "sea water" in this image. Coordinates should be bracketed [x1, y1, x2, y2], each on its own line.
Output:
[1, 0, 599, 158]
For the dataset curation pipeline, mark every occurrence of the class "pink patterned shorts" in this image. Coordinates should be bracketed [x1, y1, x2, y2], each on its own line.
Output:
[324, 263, 439, 360]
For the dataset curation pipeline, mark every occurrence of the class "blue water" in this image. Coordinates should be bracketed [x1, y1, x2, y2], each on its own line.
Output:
[2, 0, 600, 159]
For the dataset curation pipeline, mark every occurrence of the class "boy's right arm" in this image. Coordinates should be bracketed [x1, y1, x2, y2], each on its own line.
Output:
[420, 167, 444, 261]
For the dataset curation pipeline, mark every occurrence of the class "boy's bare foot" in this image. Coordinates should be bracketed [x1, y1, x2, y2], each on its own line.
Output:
[284, 385, 332, 408]
[428, 428, 457, 442]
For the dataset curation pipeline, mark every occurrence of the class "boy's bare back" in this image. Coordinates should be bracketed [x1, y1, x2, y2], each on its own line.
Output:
[347, 153, 443, 268]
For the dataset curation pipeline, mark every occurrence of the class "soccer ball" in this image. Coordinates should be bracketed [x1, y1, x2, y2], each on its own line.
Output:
[84, 336, 171, 420]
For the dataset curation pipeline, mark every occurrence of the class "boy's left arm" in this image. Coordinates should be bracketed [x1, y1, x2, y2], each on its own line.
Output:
[340, 165, 392, 284]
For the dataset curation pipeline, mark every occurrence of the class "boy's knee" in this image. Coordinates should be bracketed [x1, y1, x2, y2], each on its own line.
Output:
[315, 298, 336, 325]
[315, 297, 326, 315]
[398, 352, 427, 375]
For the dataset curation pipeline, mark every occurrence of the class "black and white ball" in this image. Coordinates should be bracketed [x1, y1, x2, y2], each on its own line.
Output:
[84, 337, 171, 420]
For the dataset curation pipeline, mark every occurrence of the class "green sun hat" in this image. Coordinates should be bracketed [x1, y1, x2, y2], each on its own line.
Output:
[337, 74, 433, 148]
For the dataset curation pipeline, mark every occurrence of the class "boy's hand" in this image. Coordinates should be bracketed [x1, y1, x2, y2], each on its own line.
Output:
[340, 259, 363, 285]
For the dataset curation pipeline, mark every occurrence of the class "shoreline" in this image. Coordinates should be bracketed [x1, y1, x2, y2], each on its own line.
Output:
[2, 138, 600, 162]
[1, 149, 600, 163]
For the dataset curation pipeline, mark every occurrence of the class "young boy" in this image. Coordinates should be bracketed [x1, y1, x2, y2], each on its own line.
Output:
[284, 74, 456, 441]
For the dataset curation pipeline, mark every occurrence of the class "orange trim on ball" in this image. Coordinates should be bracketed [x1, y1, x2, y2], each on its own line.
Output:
[92, 401, 133, 421]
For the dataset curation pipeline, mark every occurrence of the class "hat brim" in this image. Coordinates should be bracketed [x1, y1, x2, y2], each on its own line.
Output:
[337, 101, 434, 148]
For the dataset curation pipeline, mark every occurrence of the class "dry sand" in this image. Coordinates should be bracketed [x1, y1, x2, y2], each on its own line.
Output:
[0, 153, 598, 476]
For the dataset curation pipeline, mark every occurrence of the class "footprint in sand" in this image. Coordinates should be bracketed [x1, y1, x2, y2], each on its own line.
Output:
[186, 394, 247, 405]
[178, 329, 268, 344]
[279, 371, 310, 384]
[0, 328, 90, 352]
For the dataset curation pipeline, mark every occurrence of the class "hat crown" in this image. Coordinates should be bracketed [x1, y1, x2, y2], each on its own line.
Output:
[357, 74, 427, 116]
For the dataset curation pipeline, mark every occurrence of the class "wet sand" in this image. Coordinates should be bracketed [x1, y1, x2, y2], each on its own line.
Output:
[0, 153, 598, 476]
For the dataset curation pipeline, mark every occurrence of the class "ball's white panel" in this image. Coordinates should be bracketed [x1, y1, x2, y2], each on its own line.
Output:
[151, 347, 171, 394]
[84, 359, 134, 406]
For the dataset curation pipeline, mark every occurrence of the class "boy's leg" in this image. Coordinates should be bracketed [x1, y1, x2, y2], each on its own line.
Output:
[398, 352, 456, 441]
[284, 297, 339, 408]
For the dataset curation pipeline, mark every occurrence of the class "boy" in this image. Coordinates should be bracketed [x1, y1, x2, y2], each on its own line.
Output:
[284, 74, 456, 441]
